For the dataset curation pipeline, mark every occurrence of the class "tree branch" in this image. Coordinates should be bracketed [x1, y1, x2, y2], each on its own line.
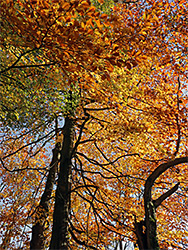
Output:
[0, 48, 39, 74]
[144, 157, 188, 207]
[153, 182, 180, 209]
[69, 228, 98, 250]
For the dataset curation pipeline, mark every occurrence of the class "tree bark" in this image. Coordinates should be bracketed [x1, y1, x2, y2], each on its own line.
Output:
[30, 142, 61, 250]
[134, 219, 147, 250]
[50, 117, 74, 250]
[135, 157, 188, 250]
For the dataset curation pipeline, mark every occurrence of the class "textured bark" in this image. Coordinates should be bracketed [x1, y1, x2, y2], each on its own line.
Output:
[145, 201, 160, 250]
[50, 117, 74, 250]
[135, 184, 181, 249]
[134, 219, 147, 250]
[30, 142, 61, 250]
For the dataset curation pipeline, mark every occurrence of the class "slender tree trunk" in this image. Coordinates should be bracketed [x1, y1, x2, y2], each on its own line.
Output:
[30, 142, 61, 250]
[50, 116, 74, 250]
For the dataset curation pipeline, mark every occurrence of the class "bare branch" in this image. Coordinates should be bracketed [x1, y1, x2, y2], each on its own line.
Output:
[153, 182, 180, 209]
[3, 131, 55, 160]
[69, 228, 98, 250]
[144, 156, 188, 207]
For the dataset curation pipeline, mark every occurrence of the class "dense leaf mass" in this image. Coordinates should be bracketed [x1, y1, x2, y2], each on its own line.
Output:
[0, 0, 187, 249]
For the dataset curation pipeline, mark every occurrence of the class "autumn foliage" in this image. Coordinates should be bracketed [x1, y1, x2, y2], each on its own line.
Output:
[0, 0, 187, 249]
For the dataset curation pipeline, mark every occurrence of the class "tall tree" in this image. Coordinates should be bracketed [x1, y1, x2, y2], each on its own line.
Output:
[0, 0, 187, 249]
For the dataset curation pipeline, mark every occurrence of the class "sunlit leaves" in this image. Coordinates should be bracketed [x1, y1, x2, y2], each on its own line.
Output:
[0, 0, 188, 249]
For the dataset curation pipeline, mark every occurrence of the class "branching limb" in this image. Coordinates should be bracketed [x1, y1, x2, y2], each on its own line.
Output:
[153, 182, 180, 209]
[69, 228, 98, 250]
[144, 157, 188, 207]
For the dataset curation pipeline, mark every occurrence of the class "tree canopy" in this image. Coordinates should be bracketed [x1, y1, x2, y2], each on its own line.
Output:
[0, 0, 187, 249]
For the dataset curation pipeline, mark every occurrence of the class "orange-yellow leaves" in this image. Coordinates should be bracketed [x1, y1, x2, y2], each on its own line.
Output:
[87, 6, 96, 13]
[100, 13, 108, 19]
[79, 0, 90, 11]
[105, 61, 114, 72]
[95, 19, 103, 29]
[59, 2, 70, 11]
[142, 11, 147, 20]
[1, 0, 188, 249]
[125, 61, 132, 70]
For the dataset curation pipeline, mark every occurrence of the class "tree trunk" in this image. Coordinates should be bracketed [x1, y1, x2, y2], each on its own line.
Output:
[134, 219, 147, 250]
[30, 142, 61, 250]
[135, 157, 187, 250]
[145, 200, 160, 249]
[134, 203, 159, 250]
[50, 117, 74, 250]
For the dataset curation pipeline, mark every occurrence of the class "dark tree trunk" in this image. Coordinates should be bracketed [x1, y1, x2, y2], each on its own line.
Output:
[50, 117, 74, 250]
[134, 201, 160, 249]
[30, 142, 61, 250]
[145, 200, 160, 249]
[134, 157, 187, 250]
[134, 219, 147, 250]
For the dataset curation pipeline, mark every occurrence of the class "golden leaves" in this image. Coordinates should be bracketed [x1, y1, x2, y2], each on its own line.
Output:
[1, 0, 188, 249]
[98, 0, 104, 3]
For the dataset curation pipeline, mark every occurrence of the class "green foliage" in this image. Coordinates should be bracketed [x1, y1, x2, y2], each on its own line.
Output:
[91, 0, 115, 14]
